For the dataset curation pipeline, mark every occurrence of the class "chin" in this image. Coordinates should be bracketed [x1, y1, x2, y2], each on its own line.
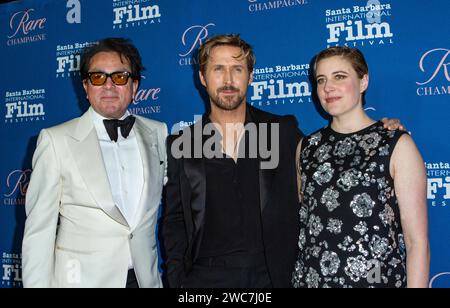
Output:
[214, 98, 243, 111]
[324, 108, 341, 118]
[103, 108, 126, 118]
[327, 111, 340, 117]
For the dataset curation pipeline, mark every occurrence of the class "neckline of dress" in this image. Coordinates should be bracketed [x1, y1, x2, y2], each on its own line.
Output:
[327, 120, 381, 137]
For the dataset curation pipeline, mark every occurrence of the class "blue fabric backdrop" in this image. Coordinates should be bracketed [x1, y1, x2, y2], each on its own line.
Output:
[1, 0, 449, 288]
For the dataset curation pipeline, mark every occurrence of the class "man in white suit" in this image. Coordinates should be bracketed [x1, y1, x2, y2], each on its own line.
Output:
[22, 38, 167, 288]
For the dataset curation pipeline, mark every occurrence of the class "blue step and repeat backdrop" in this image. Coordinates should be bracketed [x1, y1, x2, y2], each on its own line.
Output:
[0, 0, 449, 288]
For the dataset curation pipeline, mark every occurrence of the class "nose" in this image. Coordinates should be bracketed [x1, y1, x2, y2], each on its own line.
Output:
[323, 79, 335, 93]
[103, 76, 116, 89]
[224, 69, 233, 85]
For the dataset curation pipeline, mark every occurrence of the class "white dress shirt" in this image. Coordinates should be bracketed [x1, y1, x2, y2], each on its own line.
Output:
[91, 108, 144, 269]
[90, 108, 144, 230]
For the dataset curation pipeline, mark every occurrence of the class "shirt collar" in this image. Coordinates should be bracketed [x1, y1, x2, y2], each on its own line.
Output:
[89, 107, 132, 141]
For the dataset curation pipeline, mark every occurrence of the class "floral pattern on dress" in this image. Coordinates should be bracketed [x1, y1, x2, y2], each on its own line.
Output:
[292, 122, 408, 288]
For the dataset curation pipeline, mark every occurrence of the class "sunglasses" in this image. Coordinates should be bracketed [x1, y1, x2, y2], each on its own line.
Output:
[87, 71, 132, 86]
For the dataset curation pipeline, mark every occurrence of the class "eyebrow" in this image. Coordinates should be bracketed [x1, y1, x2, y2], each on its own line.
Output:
[212, 64, 245, 67]
[88, 68, 130, 73]
[316, 70, 349, 78]
[332, 70, 349, 75]
[211, 64, 245, 70]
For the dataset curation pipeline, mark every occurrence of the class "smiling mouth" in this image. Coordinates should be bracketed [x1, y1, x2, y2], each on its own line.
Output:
[219, 86, 239, 94]
[220, 90, 238, 95]
[325, 97, 341, 104]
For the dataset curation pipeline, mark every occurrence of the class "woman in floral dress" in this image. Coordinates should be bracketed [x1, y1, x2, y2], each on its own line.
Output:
[292, 47, 430, 288]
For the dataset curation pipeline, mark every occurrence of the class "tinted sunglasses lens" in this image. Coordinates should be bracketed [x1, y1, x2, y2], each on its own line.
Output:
[111, 72, 130, 85]
[89, 73, 107, 85]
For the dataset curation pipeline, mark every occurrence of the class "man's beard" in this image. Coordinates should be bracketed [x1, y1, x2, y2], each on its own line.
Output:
[210, 86, 246, 111]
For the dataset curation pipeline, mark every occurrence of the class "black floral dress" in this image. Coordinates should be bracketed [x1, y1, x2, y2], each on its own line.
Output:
[292, 121, 408, 288]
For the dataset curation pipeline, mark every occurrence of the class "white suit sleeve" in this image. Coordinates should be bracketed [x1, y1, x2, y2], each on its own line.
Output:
[22, 129, 62, 288]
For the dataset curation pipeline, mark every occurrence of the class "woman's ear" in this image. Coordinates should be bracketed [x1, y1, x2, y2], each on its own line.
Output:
[360, 74, 369, 93]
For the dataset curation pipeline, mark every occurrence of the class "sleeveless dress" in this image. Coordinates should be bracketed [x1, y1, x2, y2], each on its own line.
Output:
[292, 121, 408, 288]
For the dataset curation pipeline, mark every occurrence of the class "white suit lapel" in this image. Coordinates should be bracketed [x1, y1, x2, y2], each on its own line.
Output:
[66, 111, 129, 228]
[133, 118, 161, 226]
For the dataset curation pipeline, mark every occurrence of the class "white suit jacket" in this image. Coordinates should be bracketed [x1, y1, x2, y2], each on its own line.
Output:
[22, 109, 168, 288]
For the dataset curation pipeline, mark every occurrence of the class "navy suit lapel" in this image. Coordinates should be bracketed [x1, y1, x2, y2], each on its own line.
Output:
[247, 106, 273, 214]
[183, 158, 206, 232]
[182, 118, 209, 260]
[259, 167, 273, 214]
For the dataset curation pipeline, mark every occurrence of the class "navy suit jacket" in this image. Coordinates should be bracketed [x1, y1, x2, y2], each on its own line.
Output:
[161, 105, 303, 288]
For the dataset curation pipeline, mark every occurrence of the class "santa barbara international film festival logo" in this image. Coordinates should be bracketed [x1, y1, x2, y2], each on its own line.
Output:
[56, 41, 97, 78]
[178, 23, 216, 67]
[6, 8, 47, 47]
[1, 169, 27, 287]
[4, 89, 46, 124]
[249, 63, 312, 108]
[416, 48, 450, 97]
[325, 0, 394, 48]
[426, 162, 450, 208]
[248, 0, 308, 13]
[112, 0, 161, 30]
[2, 252, 22, 288]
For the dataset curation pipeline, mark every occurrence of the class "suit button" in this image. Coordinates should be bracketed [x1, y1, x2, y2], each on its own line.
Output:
[129, 234, 134, 240]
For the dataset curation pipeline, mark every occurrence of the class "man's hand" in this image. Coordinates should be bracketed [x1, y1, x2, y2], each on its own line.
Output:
[381, 118, 406, 131]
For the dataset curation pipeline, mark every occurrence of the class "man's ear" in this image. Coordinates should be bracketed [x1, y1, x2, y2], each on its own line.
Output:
[83, 79, 88, 98]
[199, 70, 207, 87]
[132, 80, 139, 98]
